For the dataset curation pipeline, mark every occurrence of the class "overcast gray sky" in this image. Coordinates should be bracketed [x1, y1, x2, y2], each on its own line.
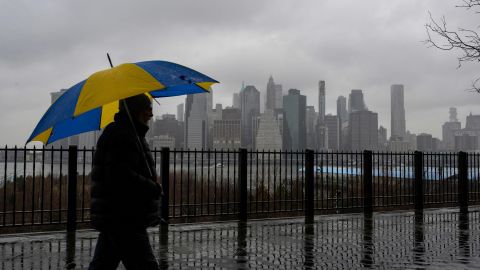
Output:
[1, 0, 479, 146]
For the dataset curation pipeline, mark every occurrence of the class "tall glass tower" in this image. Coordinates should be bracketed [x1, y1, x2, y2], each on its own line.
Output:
[318, 80, 326, 123]
[390, 84, 406, 140]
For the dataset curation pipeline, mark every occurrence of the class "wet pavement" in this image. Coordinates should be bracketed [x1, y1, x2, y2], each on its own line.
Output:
[1, 208, 480, 269]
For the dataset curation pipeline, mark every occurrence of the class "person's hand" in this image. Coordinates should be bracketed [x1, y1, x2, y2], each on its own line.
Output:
[155, 182, 164, 197]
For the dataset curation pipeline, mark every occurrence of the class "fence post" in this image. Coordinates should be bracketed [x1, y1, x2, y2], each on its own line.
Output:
[305, 149, 315, 223]
[414, 151, 424, 213]
[458, 151, 469, 214]
[363, 150, 373, 213]
[239, 148, 248, 222]
[67, 145, 78, 233]
[161, 147, 170, 223]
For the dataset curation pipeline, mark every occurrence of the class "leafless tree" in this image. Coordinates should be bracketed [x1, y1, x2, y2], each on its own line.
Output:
[425, 0, 480, 91]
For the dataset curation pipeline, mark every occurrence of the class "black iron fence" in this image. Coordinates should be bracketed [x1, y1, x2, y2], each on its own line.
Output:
[0, 146, 479, 232]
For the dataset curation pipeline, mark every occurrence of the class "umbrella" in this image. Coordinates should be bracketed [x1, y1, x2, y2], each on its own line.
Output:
[27, 60, 218, 145]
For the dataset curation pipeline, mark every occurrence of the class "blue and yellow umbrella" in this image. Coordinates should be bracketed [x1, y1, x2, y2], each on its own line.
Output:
[27, 60, 218, 145]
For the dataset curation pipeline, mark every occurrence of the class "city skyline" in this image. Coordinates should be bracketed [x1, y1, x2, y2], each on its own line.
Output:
[32, 76, 480, 149]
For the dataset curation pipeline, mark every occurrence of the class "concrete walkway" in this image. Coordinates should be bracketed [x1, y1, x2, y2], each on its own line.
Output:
[1, 207, 479, 269]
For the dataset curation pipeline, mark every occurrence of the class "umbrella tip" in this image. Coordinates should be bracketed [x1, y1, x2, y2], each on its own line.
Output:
[107, 53, 113, 68]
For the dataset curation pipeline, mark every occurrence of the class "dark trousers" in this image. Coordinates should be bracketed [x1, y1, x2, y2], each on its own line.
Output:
[88, 229, 159, 270]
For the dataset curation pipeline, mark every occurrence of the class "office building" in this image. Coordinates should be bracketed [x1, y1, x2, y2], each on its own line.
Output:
[337, 95, 348, 149]
[240, 85, 260, 149]
[442, 107, 461, 150]
[348, 110, 378, 150]
[150, 135, 175, 149]
[391, 84, 406, 140]
[177, 103, 184, 122]
[318, 80, 326, 123]
[185, 93, 208, 149]
[417, 133, 435, 151]
[274, 84, 283, 110]
[233, 93, 240, 109]
[378, 126, 388, 150]
[306, 106, 318, 149]
[150, 114, 184, 149]
[266, 76, 276, 111]
[283, 89, 306, 150]
[348, 89, 365, 113]
[213, 108, 241, 149]
[455, 132, 478, 151]
[325, 114, 339, 150]
[256, 110, 282, 150]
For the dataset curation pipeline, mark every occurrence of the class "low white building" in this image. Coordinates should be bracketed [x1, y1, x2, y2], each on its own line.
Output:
[150, 135, 175, 150]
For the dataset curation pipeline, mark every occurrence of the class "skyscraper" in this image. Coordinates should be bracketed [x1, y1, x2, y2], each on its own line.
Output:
[417, 133, 434, 151]
[390, 84, 406, 140]
[336, 96, 348, 124]
[378, 126, 388, 150]
[283, 89, 307, 150]
[453, 112, 480, 151]
[336, 95, 348, 149]
[177, 103, 184, 122]
[348, 89, 365, 113]
[465, 113, 480, 129]
[325, 114, 339, 150]
[233, 93, 240, 109]
[151, 114, 184, 149]
[266, 76, 276, 111]
[213, 108, 241, 149]
[185, 93, 208, 149]
[240, 85, 260, 149]
[348, 110, 378, 150]
[318, 80, 326, 123]
[442, 107, 461, 150]
[450, 107, 458, 122]
[306, 106, 318, 149]
[256, 109, 282, 150]
[274, 84, 283, 110]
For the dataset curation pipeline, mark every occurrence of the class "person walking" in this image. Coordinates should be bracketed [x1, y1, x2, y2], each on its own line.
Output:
[88, 93, 162, 270]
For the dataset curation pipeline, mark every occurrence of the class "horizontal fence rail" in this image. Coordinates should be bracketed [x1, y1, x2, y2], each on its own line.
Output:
[0, 146, 479, 232]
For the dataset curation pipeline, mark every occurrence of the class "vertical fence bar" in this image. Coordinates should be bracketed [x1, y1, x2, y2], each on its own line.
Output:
[414, 151, 424, 213]
[3, 146, 7, 226]
[81, 147, 86, 222]
[50, 146, 54, 223]
[161, 147, 170, 223]
[59, 147, 63, 223]
[22, 147, 26, 225]
[13, 146, 17, 225]
[458, 151, 469, 214]
[31, 146, 36, 225]
[67, 145, 78, 233]
[305, 150, 314, 223]
[40, 147, 45, 224]
[363, 150, 373, 213]
[238, 148, 247, 222]
[173, 150, 177, 218]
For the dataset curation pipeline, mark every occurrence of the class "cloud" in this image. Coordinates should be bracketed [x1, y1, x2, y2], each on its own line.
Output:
[0, 0, 479, 145]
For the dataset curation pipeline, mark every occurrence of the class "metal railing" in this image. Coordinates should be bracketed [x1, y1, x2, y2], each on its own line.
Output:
[0, 146, 478, 232]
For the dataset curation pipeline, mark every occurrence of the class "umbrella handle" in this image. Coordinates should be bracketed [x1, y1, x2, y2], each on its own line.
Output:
[107, 53, 155, 179]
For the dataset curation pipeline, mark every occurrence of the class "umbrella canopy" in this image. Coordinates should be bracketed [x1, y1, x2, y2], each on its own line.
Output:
[27, 60, 218, 145]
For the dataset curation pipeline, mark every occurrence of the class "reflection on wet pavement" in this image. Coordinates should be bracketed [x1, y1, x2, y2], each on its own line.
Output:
[1, 207, 480, 269]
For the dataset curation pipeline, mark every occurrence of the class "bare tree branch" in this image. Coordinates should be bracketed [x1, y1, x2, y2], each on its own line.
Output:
[456, 0, 480, 11]
[425, 1, 480, 91]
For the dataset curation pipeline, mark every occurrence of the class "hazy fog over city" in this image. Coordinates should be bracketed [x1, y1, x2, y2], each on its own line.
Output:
[0, 0, 478, 146]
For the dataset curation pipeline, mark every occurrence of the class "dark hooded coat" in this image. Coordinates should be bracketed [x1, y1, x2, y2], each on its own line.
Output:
[90, 112, 161, 231]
